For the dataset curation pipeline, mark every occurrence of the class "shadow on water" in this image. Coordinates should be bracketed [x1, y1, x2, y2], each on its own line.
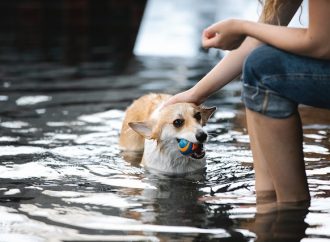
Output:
[0, 1, 330, 242]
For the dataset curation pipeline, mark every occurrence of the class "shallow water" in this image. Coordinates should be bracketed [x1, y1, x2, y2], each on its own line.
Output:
[1, 0, 330, 241]
[0, 53, 329, 242]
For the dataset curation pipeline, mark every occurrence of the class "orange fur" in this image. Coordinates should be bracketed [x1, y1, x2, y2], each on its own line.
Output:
[119, 93, 171, 151]
[119, 93, 216, 173]
[120, 93, 215, 151]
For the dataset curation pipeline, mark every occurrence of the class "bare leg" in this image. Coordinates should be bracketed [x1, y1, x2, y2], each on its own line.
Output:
[246, 108, 277, 213]
[246, 108, 310, 204]
[246, 111, 275, 193]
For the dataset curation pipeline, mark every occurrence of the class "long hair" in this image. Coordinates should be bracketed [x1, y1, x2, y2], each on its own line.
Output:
[259, 0, 286, 24]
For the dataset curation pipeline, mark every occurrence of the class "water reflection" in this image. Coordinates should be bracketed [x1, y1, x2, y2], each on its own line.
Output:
[0, 1, 329, 241]
[0, 54, 329, 240]
[246, 209, 309, 242]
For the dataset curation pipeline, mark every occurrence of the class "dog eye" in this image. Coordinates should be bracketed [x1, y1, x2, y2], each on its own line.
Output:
[173, 119, 184, 128]
[194, 112, 202, 121]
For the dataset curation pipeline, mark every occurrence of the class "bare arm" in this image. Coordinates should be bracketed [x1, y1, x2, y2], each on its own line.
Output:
[165, 0, 303, 105]
[240, 0, 330, 59]
[189, 37, 260, 104]
[205, 0, 330, 60]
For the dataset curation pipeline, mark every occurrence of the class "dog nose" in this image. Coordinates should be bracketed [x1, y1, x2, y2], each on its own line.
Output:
[196, 130, 207, 143]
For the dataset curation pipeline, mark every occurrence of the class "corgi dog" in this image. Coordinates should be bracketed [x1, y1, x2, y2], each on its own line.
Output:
[119, 93, 216, 175]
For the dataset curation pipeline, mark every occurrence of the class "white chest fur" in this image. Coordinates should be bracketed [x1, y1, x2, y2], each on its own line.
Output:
[141, 139, 206, 174]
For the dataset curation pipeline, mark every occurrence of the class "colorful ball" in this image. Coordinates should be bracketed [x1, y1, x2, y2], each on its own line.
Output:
[178, 138, 194, 155]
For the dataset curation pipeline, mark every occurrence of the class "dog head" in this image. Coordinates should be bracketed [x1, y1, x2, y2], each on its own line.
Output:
[128, 103, 216, 159]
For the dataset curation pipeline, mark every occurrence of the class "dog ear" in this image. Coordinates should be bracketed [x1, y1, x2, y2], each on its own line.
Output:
[128, 122, 153, 139]
[200, 106, 217, 125]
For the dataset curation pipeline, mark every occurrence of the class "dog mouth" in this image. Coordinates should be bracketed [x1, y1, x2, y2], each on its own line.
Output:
[190, 143, 205, 159]
[176, 139, 206, 159]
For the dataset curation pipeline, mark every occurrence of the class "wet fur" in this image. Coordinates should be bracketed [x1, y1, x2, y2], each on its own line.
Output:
[119, 93, 216, 174]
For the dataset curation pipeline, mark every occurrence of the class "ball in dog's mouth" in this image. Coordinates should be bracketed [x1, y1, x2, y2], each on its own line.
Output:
[177, 139, 206, 159]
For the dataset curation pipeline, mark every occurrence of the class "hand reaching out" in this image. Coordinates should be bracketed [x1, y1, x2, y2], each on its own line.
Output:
[162, 20, 248, 109]
[162, 89, 203, 109]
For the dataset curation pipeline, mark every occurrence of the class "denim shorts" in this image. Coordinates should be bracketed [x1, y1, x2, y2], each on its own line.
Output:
[241, 45, 330, 118]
